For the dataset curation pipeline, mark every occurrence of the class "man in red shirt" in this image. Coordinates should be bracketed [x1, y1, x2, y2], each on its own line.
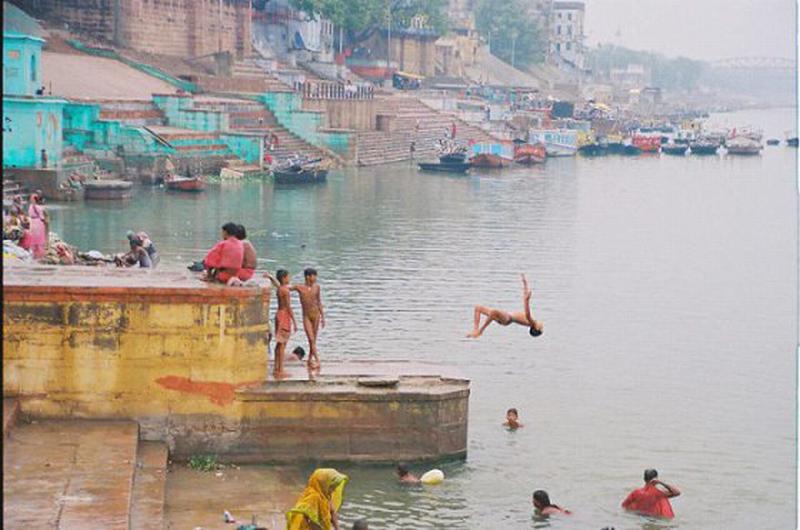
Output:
[621, 469, 681, 519]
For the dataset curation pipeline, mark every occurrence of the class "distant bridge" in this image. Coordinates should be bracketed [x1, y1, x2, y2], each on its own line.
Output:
[710, 57, 795, 69]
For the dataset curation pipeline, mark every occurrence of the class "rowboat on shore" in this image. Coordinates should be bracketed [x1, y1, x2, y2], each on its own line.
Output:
[661, 143, 689, 156]
[166, 175, 206, 191]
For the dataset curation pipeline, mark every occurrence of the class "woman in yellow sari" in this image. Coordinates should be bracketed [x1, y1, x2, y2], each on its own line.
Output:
[287, 468, 349, 530]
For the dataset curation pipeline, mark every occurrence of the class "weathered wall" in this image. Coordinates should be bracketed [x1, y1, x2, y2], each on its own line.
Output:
[3, 281, 271, 424]
[301, 99, 376, 131]
[2, 97, 66, 169]
[14, 0, 252, 59]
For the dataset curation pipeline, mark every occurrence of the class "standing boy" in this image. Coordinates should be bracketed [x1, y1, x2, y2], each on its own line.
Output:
[265, 270, 297, 379]
[292, 268, 325, 372]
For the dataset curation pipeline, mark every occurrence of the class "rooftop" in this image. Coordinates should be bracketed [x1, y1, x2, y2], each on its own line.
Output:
[3, 1, 44, 38]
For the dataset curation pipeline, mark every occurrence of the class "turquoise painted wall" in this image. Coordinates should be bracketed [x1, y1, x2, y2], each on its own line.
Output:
[220, 134, 262, 164]
[63, 102, 172, 156]
[2, 97, 66, 168]
[258, 92, 353, 158]
[3, 33, 44, 96]
[153, 95, 229, 132]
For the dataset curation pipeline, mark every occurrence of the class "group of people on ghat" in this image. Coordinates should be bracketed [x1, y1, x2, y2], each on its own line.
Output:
[199, 223, 325, 379]
[3, 192, 49, 259]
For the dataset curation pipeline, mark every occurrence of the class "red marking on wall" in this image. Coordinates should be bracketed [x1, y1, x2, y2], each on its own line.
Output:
[155, 375, 259, 406]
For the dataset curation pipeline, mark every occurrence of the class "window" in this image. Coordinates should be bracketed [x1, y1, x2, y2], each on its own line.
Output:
[557, 25, 561, 35]
[30, 54, 36, 82]
[568, 13, 572, 21]
[558, 12, 562, 18]
[567, 25, 572, 36]
[566, 42, 571, 51]
[556, 43, 561, 52]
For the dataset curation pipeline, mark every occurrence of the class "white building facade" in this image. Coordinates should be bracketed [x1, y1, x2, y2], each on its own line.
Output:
[549, 1, 585, 71]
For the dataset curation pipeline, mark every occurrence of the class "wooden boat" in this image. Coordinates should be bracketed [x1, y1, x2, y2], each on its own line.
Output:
[606, 142, 627, 155]
[273, 167, 328, 184]
[632, 135, 661, 153]
[787, 137, 798, 147]
[418, 161, 471, 173]
[689, 140, 719, 155]
[469, 153, 509, 168]
[621, 145, 642, 156]
[578, 143, 607, 156]
[83, 179, 133, 200]
[166, 175, 206, 191]
[766, 138, 780, 146]
[513, 143, 546, 165]
[439, 151, 468, 164]
[661, 144, 688, 156]
[725, 136, 761, 155]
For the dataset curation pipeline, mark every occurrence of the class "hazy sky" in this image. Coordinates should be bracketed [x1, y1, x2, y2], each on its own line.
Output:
[583, 0, 797, 61]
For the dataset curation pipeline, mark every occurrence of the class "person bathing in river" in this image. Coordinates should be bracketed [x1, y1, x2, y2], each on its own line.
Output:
[396, 464, 420, 485]
[621, 469, 681, 519]
[503, 408, 523, 429]
[532, 490, 571, 517]
[291, 268, 325, 372]
[265, 269, 298, 379]
[203, 223, 243, 283]
[115, 235, 152, 268]
[467, 274, 543, 338]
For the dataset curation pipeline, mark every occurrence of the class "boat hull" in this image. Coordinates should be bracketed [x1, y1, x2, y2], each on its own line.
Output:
[786, 137, 798, 147]
[469, 153, 509, 168]
[689, 144, 718, 155]
[418, 162, 471, 173]
[726, 147, 761, 155]
[83, 180, 133, 200]
[578, 144, 607, 156]
[166, 177, 206, 191]
[273, 168, 329, 184]
[661, 145, 688, 155]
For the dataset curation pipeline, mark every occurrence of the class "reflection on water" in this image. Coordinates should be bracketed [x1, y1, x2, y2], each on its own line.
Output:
[53, 108, 797, 529]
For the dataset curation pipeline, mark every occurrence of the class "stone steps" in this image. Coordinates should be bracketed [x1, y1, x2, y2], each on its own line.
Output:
[3, 419, 140, 529]
[130, 441, 169, 530]
[3, 398, 19, 438]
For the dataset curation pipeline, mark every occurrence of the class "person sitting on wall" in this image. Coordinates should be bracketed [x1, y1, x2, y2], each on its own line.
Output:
[202, 222, 244, 283]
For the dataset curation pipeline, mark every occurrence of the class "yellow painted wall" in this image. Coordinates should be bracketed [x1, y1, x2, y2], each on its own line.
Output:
[3, 290, 270, 420]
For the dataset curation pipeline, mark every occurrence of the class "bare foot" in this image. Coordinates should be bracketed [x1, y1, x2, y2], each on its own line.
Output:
[466, 331, 480, 338]
[273, 370, 289, 381]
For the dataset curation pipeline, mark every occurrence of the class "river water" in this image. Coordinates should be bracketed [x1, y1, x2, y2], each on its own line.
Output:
[50, 107, 797, 529]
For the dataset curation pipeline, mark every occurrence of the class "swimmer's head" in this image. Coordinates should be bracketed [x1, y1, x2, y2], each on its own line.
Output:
[235, 224, 246, 240]
[529, 320, 544, 337]
[506, 408, 519, 421]
[396, 464, 410, 478]
[292, 346, 306, 360]
[276, 269, 290, 285]
[644, 469, 658, 482]
[532, 490, 551, 509]
[352, 519, 370, 530]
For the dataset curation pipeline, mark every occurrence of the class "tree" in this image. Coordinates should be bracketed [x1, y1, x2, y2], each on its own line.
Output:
[287, 0, 448, 47]
[475, 0, 546, 68]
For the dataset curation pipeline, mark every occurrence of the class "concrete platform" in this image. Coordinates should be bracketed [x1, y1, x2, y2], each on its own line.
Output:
[131, 441, 169, 530]
[3, 420, 139, 529]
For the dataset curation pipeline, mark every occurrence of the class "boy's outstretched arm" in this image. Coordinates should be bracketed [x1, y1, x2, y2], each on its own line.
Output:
[263, 272, 280, 289]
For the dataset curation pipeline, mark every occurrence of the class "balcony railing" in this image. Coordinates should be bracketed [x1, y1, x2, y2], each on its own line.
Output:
[295, 81, 374, 100]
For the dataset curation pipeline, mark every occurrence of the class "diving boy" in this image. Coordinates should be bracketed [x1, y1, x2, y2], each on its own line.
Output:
[467, 273, 544, 339]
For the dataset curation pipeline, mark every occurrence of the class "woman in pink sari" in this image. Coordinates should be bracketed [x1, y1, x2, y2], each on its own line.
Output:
[27, 194, 48, 259]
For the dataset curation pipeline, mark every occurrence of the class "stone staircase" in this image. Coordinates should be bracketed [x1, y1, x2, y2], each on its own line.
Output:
[3, 177, 28, 203]
[197, 57, 293, 94]
[356, 95, 499, 166]
[145, 125, 238, 173]
[194, 98, 328, 162]
[98, 100, 167, 127]
[3, 399, 169, 529]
